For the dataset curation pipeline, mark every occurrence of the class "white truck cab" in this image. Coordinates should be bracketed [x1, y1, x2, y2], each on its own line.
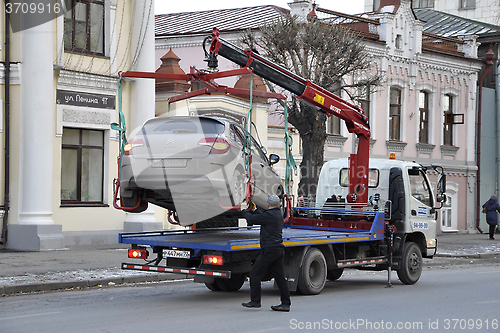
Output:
[316, 158, 445, 258]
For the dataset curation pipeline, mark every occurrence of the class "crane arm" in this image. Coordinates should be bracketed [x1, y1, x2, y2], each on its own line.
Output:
[207, 28, 371, 203]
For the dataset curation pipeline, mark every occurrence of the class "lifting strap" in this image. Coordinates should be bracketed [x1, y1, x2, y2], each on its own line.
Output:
[110, 78, 127, 180]
[242, 72, 254, 203]
[283, 103, 297, 196]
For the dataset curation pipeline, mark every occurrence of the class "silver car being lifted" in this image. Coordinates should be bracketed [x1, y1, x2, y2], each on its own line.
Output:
[119, 116, 284, 226]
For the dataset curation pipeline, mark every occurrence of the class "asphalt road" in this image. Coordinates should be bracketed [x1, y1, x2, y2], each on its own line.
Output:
[1, 263, 499, 333]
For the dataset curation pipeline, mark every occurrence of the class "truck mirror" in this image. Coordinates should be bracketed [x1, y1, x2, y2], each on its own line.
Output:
[437, 174, 446, 195]
[437, 193, 447, 203]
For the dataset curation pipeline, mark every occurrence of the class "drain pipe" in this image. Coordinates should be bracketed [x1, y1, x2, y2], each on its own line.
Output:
[1, 7, 10, 246]
[476, 45, 495, 233]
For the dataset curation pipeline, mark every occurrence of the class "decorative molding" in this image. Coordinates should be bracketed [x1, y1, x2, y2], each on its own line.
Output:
[416, 143, 436, 154]
[386, 140, 407, 152]
[441, 145, 459, 157]
[57, 70, 118, 94]
[325, 135, 348, 147]
[62, 109, 111, 125]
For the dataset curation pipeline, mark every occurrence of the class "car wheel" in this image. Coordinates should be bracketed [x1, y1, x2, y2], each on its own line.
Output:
[230, 169, 245, 206]
[121, 190, 147, 213]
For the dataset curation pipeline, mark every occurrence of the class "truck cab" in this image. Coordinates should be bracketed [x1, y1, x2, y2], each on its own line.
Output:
[316, 158, 444, 258]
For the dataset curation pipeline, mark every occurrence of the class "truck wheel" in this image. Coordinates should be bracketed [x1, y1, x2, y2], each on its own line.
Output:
[204, 282, 222, 291]
[214, 274, 247, 291]
[297, 248, 327, 295]
[327, 267, 344, 281]
[397, 242, 422, 285]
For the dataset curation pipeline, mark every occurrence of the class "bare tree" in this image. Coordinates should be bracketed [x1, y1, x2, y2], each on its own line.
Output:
[241, 14, 383, 198]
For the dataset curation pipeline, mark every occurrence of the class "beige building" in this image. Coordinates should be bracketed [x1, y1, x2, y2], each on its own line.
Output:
[0, 0, 168, 250]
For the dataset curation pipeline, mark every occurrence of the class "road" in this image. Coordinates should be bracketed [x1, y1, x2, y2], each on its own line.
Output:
[1, 263, 499, 333]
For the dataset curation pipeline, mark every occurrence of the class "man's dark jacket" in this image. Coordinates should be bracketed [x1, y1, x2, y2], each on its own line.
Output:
[242, 207, 284, 248]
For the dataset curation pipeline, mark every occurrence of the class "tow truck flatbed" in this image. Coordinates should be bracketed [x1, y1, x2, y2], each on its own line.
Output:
[119, 212, 385, 252]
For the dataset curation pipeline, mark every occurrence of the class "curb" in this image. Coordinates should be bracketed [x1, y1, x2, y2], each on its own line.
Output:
[435, 253, 500, 259]
[1, 273, 188, 296]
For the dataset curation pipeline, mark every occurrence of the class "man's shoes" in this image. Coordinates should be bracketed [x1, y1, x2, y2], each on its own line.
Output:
[271, 304, 290, 312]
[242, 301, 261, 308]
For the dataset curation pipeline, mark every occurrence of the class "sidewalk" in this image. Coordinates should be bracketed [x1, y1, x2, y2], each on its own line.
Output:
[1, 233, 499, 295]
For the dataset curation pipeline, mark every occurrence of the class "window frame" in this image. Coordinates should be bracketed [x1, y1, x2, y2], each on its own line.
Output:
[419, 91, 430, 144]
[412, 0, 434, 8]
[64, 0, 105, 56]
[443, 94, 454, 146]
[389, 87, 402, 141]
[459, 0, 476, 9]
[61, 128, 106, 206]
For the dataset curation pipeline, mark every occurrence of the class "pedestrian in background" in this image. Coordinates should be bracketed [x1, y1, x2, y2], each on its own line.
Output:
[240, 195, 291, 312]
[482, 195, 500, 240]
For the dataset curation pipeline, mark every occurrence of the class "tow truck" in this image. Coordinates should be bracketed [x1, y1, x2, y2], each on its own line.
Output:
[116, 28, 446, 294]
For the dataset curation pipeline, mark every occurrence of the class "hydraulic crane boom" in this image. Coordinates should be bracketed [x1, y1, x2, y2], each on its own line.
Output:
[206, 28, 371, 203]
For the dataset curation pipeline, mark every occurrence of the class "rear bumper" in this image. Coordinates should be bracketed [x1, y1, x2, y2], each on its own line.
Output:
[121, 263, 231, 278]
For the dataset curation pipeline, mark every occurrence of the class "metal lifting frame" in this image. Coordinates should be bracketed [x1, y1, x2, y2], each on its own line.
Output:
[207, 28, 371, 203]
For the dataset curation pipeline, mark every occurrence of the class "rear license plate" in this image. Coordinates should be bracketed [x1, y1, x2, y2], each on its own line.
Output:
[151, 159, 187, 168]
[163, 249, 191, 259]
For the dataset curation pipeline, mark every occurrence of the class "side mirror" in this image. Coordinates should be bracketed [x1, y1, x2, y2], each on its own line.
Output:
[436, 173, 446, 204]
[269, 153, 280, 166]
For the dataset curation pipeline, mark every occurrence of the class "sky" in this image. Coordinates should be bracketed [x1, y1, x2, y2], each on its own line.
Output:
[154, 0, 365, 15]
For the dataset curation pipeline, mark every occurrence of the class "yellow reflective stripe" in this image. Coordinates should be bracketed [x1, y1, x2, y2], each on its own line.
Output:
[230, 236, 370, 250]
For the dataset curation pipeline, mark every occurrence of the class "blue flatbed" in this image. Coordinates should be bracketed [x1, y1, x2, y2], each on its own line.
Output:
[119, 212, 385, 252]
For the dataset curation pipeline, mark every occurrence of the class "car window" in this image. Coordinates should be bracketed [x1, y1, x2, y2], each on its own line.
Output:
[251, 137, 268, 162]
[230, 125, 244, 145]
[148, 119, 224, 135]
[339, 168, 379, 188]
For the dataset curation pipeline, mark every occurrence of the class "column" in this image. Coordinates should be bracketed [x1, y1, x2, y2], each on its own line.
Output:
[123, 0, 162, 232]
[7, 21, 64, 250]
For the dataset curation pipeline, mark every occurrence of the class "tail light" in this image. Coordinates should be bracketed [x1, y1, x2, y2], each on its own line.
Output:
[203, 255, 223, 265]
[198, 137, 230, 154]
[124, 139, 145, 156]
[128, 248, 148, 259]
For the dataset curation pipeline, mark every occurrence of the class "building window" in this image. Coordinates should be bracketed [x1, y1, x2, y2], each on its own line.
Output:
[373, 0, 380, 11]
[443, 94, 454, 146]
[395, 34, 402, 49]
[459, 0, 475, 8]
[358, 84, 371, 124]
[389, 87, 402, 141]
[419, 91, 429, 144]
[412, 0, 434, 8]
[64, 0, 105, 55]
[61, 128, 104, 205]
[327, 86, 342, 136]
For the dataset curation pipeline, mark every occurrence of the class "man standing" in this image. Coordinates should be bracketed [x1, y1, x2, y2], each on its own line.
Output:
[241, 195, 291, 312]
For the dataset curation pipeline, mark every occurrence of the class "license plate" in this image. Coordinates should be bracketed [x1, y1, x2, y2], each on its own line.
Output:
[163, 249, 191, 259]
[151, 159, 187, 168]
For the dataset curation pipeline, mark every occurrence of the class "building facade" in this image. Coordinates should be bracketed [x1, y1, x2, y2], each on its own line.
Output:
[155, 0, 482, 233]
[1, 0, 165, 250]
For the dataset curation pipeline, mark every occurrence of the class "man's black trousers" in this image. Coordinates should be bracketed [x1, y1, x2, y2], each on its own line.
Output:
[249, 247, 291, 305]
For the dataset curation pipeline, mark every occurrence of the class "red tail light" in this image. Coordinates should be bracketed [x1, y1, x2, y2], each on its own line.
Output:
[124, 139, 145, 156]
[128, 248, 148, 259]
[203, 255, 223, 265]
[198, 137, 230, 154]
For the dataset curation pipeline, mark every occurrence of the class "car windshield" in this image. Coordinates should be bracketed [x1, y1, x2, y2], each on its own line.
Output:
[145, 118, 225, 135]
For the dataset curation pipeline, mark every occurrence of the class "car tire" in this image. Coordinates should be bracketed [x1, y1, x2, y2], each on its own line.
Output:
[121, 191, 147, 213]
[397, 242, 422, 285]
[230, 169, 245, 206]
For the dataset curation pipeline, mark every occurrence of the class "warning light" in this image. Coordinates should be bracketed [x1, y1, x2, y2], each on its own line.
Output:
[128, 248, 148, 259]
[203, 255, 223, 265]
[428, 239, 434, 246]
[389, 152, 396, 160]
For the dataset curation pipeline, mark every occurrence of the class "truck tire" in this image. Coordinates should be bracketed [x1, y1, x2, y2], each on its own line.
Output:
[327, 267, 344, 281]
[204, 282, 222, 291]
[297, 248, 327, 295]
[214, 274, 247, 291]
[397, 242, 422, 285]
